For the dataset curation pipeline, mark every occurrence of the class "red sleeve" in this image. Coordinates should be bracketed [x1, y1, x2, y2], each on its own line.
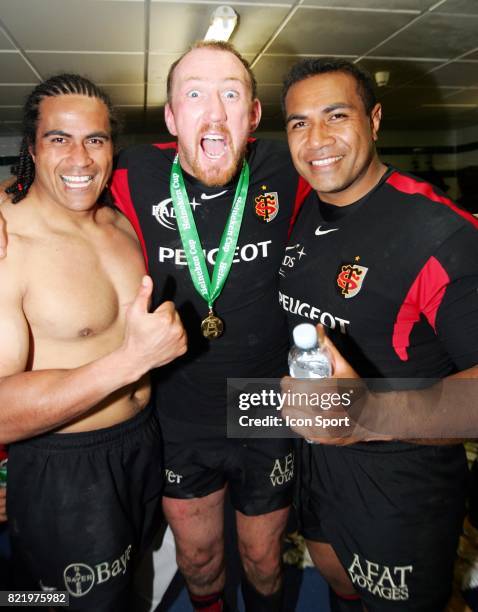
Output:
[393, 226, 478, 370]
[110, 167, 149, 270]
[288, 176, 311, 238]
[392, 256, 449, 361]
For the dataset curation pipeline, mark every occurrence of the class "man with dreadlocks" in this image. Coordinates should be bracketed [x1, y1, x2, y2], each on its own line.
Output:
[0, 74, 186, 611]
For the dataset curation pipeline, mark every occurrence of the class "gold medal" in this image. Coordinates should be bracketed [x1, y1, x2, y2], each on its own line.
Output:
[201, 309, 224, 339]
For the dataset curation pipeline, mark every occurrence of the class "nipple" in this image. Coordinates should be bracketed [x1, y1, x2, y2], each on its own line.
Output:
[78, 327, 94, 338]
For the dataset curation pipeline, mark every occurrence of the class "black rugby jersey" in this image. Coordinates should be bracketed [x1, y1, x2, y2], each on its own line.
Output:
[280, 167, 478, 380]
[112, 139, 309, 423]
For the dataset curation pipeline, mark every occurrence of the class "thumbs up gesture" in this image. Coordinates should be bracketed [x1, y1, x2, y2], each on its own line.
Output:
[123, 276, 187, 374]
[129, 275, 154, 315]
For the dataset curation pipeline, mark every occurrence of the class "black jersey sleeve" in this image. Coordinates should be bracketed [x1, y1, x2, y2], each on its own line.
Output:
[433, 225, 478, 371]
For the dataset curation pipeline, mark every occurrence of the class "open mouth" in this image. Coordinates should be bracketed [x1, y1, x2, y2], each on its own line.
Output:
[310, 155, 344, 167]
[60, 175, 94, 189]
[201, 134, 226, 160]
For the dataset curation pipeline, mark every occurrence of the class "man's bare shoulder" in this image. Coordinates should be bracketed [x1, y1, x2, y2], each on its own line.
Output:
[0, 227, 29, 379]
[0, 200, 33, 263]
[96, 205, 139, 243]
[0, 204, 25, 298]
[0, 197, 37, 239]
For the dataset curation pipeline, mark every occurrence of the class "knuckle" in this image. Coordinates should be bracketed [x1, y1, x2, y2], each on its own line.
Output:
[163, 300, 175, 313]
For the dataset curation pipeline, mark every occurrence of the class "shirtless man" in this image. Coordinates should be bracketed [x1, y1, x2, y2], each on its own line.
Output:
[0, 74, 186, 611]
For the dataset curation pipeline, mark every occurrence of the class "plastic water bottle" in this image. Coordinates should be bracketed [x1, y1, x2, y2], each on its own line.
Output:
[288, 323, 332, 378]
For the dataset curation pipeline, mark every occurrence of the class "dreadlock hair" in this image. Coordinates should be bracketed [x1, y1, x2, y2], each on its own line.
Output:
[7, 74, 119, 203]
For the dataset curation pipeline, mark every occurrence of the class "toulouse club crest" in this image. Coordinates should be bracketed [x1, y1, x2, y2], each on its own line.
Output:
[336, 260, 368, 298]
[254, 192, 279, 223]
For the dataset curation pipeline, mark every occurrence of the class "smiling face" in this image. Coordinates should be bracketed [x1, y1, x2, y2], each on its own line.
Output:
[285, 71, 384, 206]
[30, 94, 113, 213]
[164, 47, 261, 187]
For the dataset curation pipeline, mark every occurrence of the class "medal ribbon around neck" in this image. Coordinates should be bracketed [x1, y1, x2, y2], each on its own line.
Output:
[169, 154, 250, 331]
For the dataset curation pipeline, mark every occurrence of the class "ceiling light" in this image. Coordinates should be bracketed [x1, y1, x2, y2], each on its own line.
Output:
[204, 5, 238, 42]
[374, 71, 390, 87]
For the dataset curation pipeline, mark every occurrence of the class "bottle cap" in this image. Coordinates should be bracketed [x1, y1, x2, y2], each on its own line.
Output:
[292, 323, 318, 350]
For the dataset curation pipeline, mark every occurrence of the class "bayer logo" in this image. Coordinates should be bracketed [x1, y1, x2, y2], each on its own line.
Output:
[63, 563, 95, 597]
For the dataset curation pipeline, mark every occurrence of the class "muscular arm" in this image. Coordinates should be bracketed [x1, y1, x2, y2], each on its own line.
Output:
[281, 330, 477, 446]
[0, 272, 186, 444]
[329, 341, 476, 445]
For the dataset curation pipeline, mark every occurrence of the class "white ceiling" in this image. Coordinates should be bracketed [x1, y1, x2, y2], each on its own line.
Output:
[0, 0, 477, 135]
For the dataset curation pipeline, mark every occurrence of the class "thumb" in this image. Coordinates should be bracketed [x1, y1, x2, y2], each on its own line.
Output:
[317, 324, 359, 379]
[131, 275, 153, 313]
[316, 323, 327, 346]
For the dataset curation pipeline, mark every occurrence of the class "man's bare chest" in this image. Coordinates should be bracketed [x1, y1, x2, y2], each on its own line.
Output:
[21, 229, 145, 342]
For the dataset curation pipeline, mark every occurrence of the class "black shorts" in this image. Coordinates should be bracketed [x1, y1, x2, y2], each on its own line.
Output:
[159, 415, 294, 516]
[7, 405, 163, 612]
[297, 441, 467, 612]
